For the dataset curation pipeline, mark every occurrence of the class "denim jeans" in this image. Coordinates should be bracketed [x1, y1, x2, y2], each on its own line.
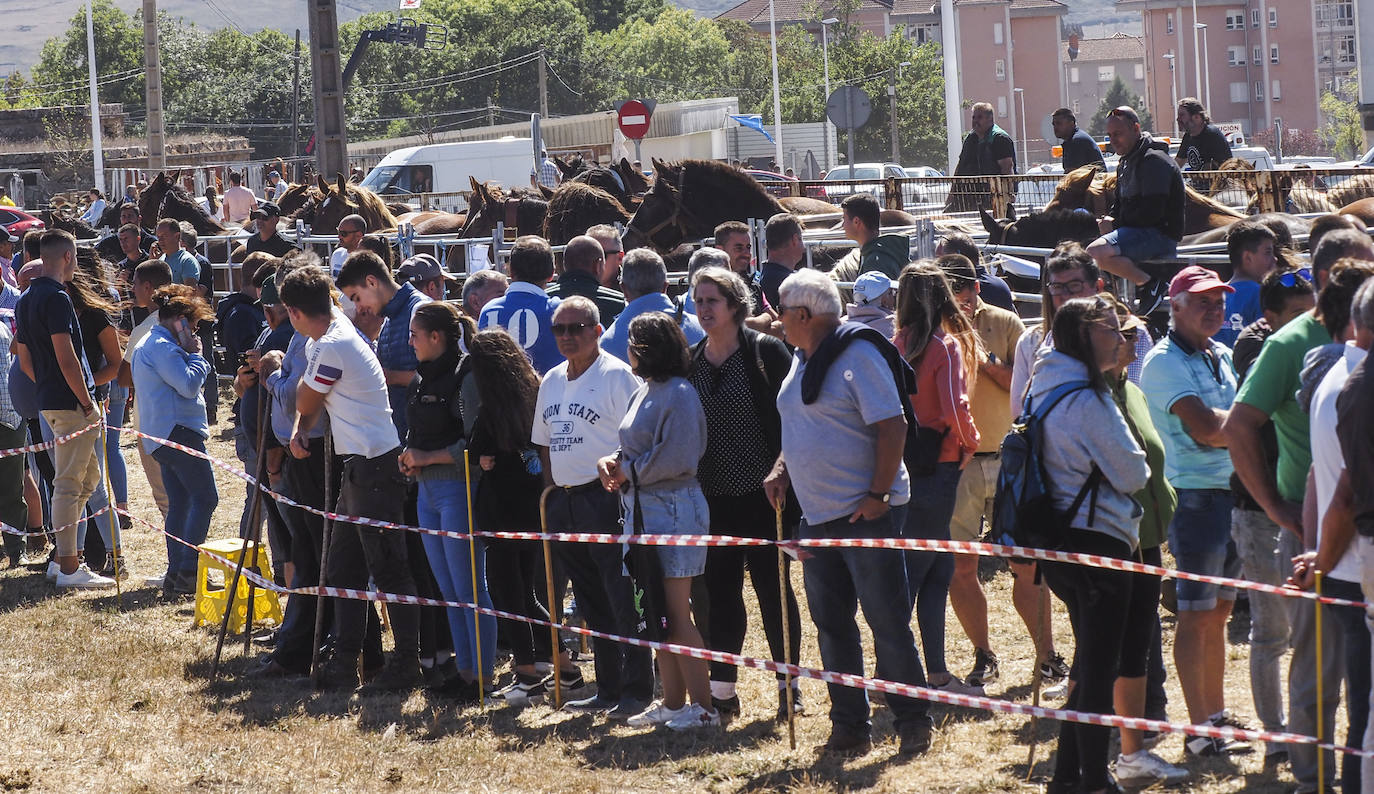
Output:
[105, 383, 129, 505]
[1327, 576, 1369, 794]
[234, 422, 260, 541]
[40, 413, 118, 554]
[151, 429, 219, 581]
[901, 461, 962, 677]
[801, 505, 931, 736]
[1231, 507, 1293, 734]
[418, 477, 495, 678]
[547, 484, 655, 707]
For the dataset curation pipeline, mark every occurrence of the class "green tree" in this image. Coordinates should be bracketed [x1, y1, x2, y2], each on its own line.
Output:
[1319, 89, 1365, 160]
[31, 0, 144, 111]
[571, 0, 667, 34]
[1087, 76, 1154, 136]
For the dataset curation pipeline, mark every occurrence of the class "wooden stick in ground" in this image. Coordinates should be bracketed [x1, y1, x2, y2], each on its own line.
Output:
[1316, 570, 1326, 794]
[97, 417, 122, 605]
[309, 433, 336, 689]
[212, 398, 269, 677]
[539, 485, 561, 709]
[776, 505, 795, 750]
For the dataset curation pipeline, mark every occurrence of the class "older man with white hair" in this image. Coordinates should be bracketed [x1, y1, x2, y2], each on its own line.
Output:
[763, 268, 930, 758]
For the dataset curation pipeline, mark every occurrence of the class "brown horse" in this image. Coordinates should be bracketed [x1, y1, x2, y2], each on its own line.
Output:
[311, 174, 398, 233]
[543, 182, 628, 246]
[1043, 164, 1245, 236]
[138, 171, 180, 230]
[457, 178, 547, 240]
[1338, 197, 1374, 228]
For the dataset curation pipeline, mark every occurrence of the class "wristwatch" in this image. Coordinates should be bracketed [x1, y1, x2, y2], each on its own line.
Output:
[866, 491, 890, 504]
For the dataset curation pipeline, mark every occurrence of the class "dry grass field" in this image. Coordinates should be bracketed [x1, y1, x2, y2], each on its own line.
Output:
[0, 409, 1333, 793]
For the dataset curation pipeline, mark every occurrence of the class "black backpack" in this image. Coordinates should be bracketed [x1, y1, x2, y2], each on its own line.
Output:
[990, 381, 1102, 550]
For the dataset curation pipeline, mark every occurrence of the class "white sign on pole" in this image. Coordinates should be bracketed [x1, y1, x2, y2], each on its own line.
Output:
[399, 0, 422, 8]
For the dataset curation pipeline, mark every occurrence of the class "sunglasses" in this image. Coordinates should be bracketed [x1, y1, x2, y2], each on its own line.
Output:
[1046, 279, 1090, 296]
[1276, 268, 1313, 288]
[1107, 106, 1139, 124]
[551, 322, 591, 336]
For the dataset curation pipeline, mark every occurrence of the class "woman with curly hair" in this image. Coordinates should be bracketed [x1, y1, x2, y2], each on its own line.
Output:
[128, 283, 218, 599]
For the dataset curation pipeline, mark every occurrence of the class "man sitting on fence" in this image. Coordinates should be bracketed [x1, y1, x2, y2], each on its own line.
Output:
[1085, 106, 1185, 317]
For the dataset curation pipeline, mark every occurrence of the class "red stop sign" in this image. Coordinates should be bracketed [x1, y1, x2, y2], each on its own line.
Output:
[616, 100, 652, 140]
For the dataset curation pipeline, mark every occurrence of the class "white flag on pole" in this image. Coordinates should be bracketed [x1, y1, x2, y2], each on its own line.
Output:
[399, 0, 421, 8]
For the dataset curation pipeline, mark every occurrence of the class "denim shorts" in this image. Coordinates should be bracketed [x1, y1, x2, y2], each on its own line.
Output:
[627, 484, 709, 578]
[1104, 225, 1178, 264]
[1167, 488, 1240, 611]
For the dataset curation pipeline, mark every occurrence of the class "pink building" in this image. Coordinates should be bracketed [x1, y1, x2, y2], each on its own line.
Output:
[717, 0, 1069, 168]
[1117, 0, 1322, 139]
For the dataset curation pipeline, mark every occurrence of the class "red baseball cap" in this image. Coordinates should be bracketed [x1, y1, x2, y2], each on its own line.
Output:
[1168, 265, 1235, 299]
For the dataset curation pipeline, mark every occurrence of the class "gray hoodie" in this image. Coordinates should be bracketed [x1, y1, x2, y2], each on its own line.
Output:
[1028, 349, 1149, 549]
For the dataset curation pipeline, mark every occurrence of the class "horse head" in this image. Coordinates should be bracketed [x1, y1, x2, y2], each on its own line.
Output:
[159, 181, 226, 236]
[309, 174, 357, 234]
[624, 163, 685, 253]
[616, 158, 650, 195]
[457, 177, 504, 239]
[979, 208, 1011, 246]
[138, 171, 177, 228]
[553, 154, 582, 180]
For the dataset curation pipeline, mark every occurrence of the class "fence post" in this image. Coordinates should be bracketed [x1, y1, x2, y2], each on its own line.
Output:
[883, 177, 902, 211]
[789, 180, 803, 198]
[1253, 169, 1282, 214]
[990, 176, 1012, 219]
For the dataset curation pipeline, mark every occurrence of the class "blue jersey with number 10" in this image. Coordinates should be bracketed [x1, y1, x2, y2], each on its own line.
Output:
[478, 282, 564, 374]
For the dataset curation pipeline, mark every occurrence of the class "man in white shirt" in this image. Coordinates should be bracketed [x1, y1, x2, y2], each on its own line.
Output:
[221, 171, 258, 224]
[532, 295, 653, 719]
[281, 264, 422, 694]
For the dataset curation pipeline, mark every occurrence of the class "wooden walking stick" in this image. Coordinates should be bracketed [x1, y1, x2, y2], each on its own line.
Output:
[1025, 567, 1048, 781]
[309, 433, 336, 689]
[212, 394, 269, 677]
[97, 415, 122, 606]
[776, 504, 796, 750]
[463, 449, 485, 710]
[1316, 570, 1327, 794]
[539, 485, 563, 708]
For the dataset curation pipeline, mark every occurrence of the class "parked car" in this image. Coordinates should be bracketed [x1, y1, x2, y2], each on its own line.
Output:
[0, 207, 44, 238]
[820, 162, 905, 200]
[901, 165, 950, 209]
[744, 169, 798, 198]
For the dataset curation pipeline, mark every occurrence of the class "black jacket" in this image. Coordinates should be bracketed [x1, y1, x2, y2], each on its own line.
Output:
[405, 349, 470, 452]
[1111, 133, 1186, 241]
[690, 326, 791, 459]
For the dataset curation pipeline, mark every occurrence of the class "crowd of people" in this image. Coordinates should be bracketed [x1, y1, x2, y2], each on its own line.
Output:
[5, 108, 1374, 792]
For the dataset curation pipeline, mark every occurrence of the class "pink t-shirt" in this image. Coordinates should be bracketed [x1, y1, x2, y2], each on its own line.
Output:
[896, 328, 980, 465]
[221, 186, 258, 223]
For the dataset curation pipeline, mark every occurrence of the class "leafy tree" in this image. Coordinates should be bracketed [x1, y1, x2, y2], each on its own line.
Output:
[1319, 88, 1365, 160]
[31, 0, 144, 110]
[571, 0, 667, 34]
[1087, 76, 1154, 136]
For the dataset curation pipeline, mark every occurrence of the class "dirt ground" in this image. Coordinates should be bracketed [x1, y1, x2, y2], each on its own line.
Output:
[0, 409, 1336, 793]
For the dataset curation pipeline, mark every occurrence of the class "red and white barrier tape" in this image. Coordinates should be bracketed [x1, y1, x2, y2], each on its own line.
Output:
[0, 419, 102, 460]
[0, 503, 115, 537]
[122, 507, 1370, 759]
[115, 425, 1373, 612]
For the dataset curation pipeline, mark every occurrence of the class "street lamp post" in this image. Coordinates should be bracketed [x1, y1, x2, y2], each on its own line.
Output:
[1196, 23, 1211, 110]
[889, 60, 912, 164]
[767, 0, 784, 167]
[1191, 0, 1202, 99]
[821, 17, 838, 171]
[1013, 87, 1027, 171]
[1163, 52, 1178, 133]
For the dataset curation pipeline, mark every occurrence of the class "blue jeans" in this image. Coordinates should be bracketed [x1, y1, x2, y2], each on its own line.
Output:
[901, 461, 962, 676]
[1327, 576, 1369, 794]
[801, 505, 930, 736]
[418, 478, 495, 678]
[1231, 507, 1293, 735]
[1168, 488, 1239, 611]
[105, 383, 129, 505]
[151, 430, 219, 580]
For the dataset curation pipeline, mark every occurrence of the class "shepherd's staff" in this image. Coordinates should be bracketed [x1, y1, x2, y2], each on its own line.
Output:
[463, 449, 486, 710]
[539, 485, 562, 708]
[97, 408, 122, 606]
[1316, 570, 1326, 794]
[1025, 566, 1048, 781]
[212, 387, 269, 677]
[776, 504, 795, 750]
[309, 432, 335, 689]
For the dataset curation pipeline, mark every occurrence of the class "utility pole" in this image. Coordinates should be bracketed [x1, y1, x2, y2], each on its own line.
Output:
[307, 0, 348, 179]
[487, 96, 495, 127]
[85, 0, 104, 195]
[291, 30, 301, 162]
[142, 0, 166, 171]
[888, 70, 899, 163]
[538, 48, 549, 118]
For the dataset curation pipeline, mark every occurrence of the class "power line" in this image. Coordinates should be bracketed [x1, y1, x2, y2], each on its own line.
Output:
[353, 51, 542, 94]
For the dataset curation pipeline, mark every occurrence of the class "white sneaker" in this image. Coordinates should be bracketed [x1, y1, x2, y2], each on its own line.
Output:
[625, 699, 688, 728]
[666, 703, 721, 731]
[145, 570, 167, 588]
[1042, 678, 1070, 700]
[45, 560, 59, 582]
[55, 563, 117, 590]
[1115, 750, 1190, 786]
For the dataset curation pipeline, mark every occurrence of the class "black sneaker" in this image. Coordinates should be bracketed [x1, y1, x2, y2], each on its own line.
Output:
[966, 648, 1000, 688]
[775, 687, 805, 722]
[495, 671, 548, 704]
[1185, 734, 1252, 757]
[896, 719, 932, 757]
[428, 676, 482, 703]
[712, 694, 741, 718]
[357, 655, 425, 694]
[314, 653, 360, 691]
[544, 668, 585, 694]
[1039, 653, 1070, 683]
[1135, 277, 1168, 317]
[818, 727, 871, 757]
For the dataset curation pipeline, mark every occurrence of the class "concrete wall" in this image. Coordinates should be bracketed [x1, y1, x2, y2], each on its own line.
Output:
[0, 104, 124, 141]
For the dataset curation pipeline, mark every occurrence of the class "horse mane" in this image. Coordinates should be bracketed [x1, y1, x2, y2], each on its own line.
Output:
[1183, 184, 1245, 220]
[161, 183, 227, 234]
[1007, 208, 1100, 246]
[543, 182, 627, 246]
[666, 158, 782, 219]
[345, 184, 398, 230]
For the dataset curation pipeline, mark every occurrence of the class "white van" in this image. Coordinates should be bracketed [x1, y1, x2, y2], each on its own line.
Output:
[360, 137, 536, 202]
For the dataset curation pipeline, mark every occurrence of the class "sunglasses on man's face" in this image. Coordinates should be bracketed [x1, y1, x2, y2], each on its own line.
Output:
[551, 322, 590, 336]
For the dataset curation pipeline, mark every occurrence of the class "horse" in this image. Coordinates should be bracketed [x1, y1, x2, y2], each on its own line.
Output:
[276, 182, 314, 217]
[979, 206, 1100, 250]
[40, 209, 100, 240]
[157, 181, 229, 237]
[1201, 158, 1339, 215]
[1326, 174, 1374, 209]
[554, 154, 643, 214]
[1180, 212, 1311, 247]
[311, 174, 399, 233]
[1339, 197, 1374, 228]
[138, 171, 180, 230]
[1043, 164, 1246, 236]
[95, 200, 124, 230]
[625, 158, 789, 253]
[543, 182, 628, 246]
[457, 178, 547, 241]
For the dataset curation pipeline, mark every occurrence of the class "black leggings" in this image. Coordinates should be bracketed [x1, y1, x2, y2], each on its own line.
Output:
[1040, 529, 1135, 793]
[702, 490, 802, 683]
[486, 538, 557, 667]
